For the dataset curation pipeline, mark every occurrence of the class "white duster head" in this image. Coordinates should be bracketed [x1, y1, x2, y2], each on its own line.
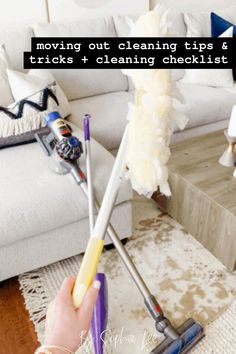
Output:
[123, 6, 188, 197]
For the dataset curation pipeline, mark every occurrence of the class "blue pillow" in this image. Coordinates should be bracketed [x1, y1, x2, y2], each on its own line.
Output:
[211, 12, 236, 81]
[211, 12, 236, 37]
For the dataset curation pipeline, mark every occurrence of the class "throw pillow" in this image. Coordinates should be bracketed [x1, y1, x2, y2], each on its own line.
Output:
[184, 5, 236, 37]
[7, 69, 71, 118]
[182, 27, 234, 88]
[211, 13, 236, 81]
[211, 12, 236, 37]
[0, 44, 14, 106]
[0, 82, 58, 147]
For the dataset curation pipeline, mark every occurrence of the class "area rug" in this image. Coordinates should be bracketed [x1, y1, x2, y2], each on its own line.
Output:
[19, 195, 236, 353]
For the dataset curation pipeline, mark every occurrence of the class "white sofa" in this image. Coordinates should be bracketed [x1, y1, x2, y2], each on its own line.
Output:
[113, 9, 236, 145]
[1, 8, 236, 281]
[156, 0, 236, 142]
[0, 18, 134, 281]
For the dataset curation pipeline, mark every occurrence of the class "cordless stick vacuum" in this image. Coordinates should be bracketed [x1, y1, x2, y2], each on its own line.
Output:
[36, 112, 204, 354]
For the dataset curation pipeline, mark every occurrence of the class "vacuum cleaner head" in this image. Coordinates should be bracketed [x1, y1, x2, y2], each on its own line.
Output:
[151, 318, 204, 354]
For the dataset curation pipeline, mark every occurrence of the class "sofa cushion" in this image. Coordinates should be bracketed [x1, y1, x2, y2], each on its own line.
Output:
[223, 83, 236, 95]
[0, 25, 34, 71]
[173, 82, 236, 132]
[32, 17, 129, 100]
[0, 201, 132, 281]
[113, 15, 136, 91]
[0, 44, 14, 106]
[68, 91, 134, 150]
[0, 122, 132, 248]
[182, 26, 234, 88]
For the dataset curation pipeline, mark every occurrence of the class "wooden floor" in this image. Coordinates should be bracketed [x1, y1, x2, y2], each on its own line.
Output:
[0, 277, 39, 354]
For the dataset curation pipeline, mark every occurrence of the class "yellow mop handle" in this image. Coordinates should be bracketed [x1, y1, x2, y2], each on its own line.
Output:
[72, 237, 104, 308]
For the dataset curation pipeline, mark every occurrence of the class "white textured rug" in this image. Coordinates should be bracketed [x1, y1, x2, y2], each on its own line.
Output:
[19, 195, 236, 353]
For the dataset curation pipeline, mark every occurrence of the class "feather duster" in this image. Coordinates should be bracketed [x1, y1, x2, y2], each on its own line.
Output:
[123, 5, 189, 197]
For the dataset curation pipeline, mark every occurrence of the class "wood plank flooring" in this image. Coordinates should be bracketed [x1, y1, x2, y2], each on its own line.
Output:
[0, 277, 39, 354]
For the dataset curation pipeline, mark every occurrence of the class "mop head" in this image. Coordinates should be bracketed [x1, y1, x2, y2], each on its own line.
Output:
[123, 5, 188, 198]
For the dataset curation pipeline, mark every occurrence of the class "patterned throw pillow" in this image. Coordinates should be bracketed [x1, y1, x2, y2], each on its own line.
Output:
[0, 82, 59, 148]
[7, 68, 71, 118]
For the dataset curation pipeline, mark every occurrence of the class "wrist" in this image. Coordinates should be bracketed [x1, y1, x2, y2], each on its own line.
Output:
[35, 345, 74, 354]
[37, 350, 63, 354]
[49, 349, 65, 354]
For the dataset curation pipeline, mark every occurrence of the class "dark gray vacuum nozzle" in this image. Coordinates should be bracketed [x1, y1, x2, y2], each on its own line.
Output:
[151, 318, 204, 354]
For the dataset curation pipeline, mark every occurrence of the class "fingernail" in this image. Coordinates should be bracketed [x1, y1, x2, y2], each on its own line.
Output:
[93, 280, 101, 290]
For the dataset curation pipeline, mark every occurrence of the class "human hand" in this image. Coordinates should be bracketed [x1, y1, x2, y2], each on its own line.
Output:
[44, 277, 100, 353]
